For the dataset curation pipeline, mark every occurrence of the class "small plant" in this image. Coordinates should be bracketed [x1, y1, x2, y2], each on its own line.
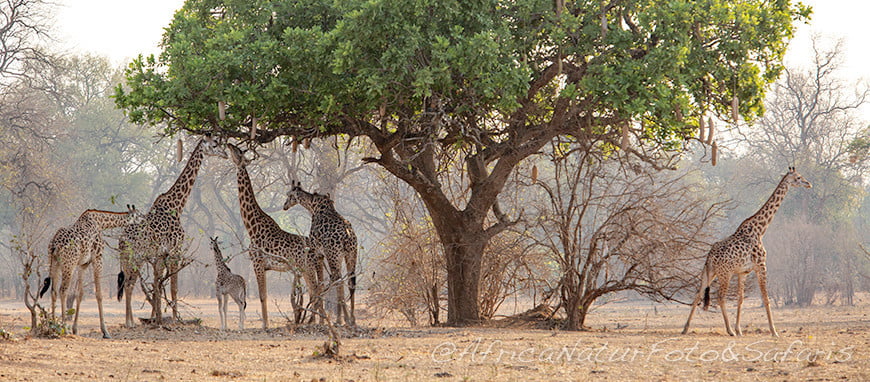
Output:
[0, 328, 13, 341]
[33, 310, 69, 339]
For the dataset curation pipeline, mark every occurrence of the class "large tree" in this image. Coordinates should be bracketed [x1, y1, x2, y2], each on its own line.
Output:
[116, 0, 809, 325]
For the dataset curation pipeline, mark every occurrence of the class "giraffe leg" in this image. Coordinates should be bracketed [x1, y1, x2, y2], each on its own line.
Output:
[218, 290, 226, 331]
[683, 264, 711, 335]
[92, 253, 110, 338]
[232, 290, 246, 330]
[72, 264, 87, 335]
[66, 271, 82, 312]
[301, 268, 325, 324]
[255, 265, 269, 330]
[325, 250, 346, 325]
[311, 260, 326, 324]
[58, 261, 75, 328]
[151, 260, 164, 323]
[757, 266, 778, 337]
[718, 275, 736, 336]
[289, 272, 303, 324]
[343, 248, 357, 327]
[734, 273, 746, 336]
[48, 256, 60, 319]
[682, 284, 706, 334]
[123, 267, 139, 328]
[170, 265, 179, 321]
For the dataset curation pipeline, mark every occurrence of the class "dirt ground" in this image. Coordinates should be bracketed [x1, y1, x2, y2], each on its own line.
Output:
[0, 294, 868, 381]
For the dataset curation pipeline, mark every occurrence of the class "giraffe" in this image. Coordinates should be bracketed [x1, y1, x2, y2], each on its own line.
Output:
[283, 180, 358, 326]
[39, 205, 140, 338]
[683, 167, 812, 337]
[210, 236, 247, 331]
[117, 136, 225, 326]
[227, 143, 323, 329]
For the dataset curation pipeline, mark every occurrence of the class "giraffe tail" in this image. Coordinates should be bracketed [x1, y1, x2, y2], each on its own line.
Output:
[116, 272, 125, 301]
[38, 277, 51, 299]
[241, 283, 247, 310]
[703, 287, 711, 311]
[700, 261, 712, 311]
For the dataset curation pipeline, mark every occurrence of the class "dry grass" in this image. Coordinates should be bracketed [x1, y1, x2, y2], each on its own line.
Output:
[0, 295, 867, 381]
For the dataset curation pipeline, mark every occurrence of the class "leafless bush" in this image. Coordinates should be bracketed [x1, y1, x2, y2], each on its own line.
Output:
[767, 219, 860, 307]
[478, 231, 549, 320]
[368, 218, 444, 326]
[527, 141, 725, 330]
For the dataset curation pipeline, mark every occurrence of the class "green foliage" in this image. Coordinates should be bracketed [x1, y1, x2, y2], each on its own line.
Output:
[116, 0, 807, 150]
[0, 328, 11, 341]
[32, 310, 69, 339]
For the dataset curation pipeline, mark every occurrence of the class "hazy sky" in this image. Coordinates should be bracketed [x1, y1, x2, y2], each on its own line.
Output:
[55, 0, 870, 86]
[55, 0, 182, 64]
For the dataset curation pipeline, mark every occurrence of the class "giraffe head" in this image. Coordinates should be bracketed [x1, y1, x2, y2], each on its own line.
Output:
[209, 236, 221, 253]
[201, 135, 227, 159]
[227, 143, 250, 168]
[126, 204, 145, 224]
[784, 166, 812, 189]
[283, 180, 331, 211]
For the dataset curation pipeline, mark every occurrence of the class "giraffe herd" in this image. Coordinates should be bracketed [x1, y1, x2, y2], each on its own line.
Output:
[39, 137, 359, 334]
[37, 134, 812, 338]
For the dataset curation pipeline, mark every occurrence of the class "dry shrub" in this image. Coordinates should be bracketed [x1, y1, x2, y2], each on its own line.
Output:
[368, 219, 444, 326]
[478, 231, 549, 320]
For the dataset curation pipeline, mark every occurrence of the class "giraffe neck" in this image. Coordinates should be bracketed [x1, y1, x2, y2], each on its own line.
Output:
[235, 163, 280, 238]
[212, 245, 231, 275]
[738, 173, 791, 237]
[80, 210, 132, 230]
[151, 139, 205, 214]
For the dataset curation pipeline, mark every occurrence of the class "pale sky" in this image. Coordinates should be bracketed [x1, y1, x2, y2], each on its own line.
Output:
[55, 0, 183, 65]
[55, 0, 870, 88]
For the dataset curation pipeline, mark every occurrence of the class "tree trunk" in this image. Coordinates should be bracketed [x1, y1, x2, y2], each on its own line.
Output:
[564, 292, 582, 331]
[441, 224, 487, 326]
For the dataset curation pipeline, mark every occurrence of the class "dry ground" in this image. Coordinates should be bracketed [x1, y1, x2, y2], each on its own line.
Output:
[0, 294, 868, 381]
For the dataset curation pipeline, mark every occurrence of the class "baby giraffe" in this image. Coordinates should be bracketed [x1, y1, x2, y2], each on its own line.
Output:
[210, 237, 246, 331]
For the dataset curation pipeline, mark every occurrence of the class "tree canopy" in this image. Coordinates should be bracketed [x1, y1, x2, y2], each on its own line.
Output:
[116, 0, 810, 324]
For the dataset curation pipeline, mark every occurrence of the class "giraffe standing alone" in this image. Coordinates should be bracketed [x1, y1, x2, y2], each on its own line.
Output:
[683, 167, 812, 337]
[209, 237, 246, 331]
[117, 136, 225, 326]
[284, 180, 358, 326]
[39, 205, 140, 338]
[227, 143, 323, 329]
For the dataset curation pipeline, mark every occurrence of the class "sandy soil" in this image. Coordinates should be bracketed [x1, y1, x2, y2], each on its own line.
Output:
[0, 295, 868, 381]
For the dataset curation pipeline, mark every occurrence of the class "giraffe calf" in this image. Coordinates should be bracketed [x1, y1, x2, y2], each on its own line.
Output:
[210, 237, 246, 331]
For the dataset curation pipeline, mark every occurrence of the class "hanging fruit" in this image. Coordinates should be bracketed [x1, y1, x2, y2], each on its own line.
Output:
[731, 96, 739, 123]
[706, 117, 714, 145]
[250, 117, 258, 140]
[711, 141, 718, 166]
[176, 139, 183, 162]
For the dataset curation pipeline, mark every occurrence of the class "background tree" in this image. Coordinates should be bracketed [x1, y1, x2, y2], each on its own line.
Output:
[528, 137, 725, 330]
[725, 36, 869, 306]
[115, 0, 809, 324]
[0, 0, 51, 82]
